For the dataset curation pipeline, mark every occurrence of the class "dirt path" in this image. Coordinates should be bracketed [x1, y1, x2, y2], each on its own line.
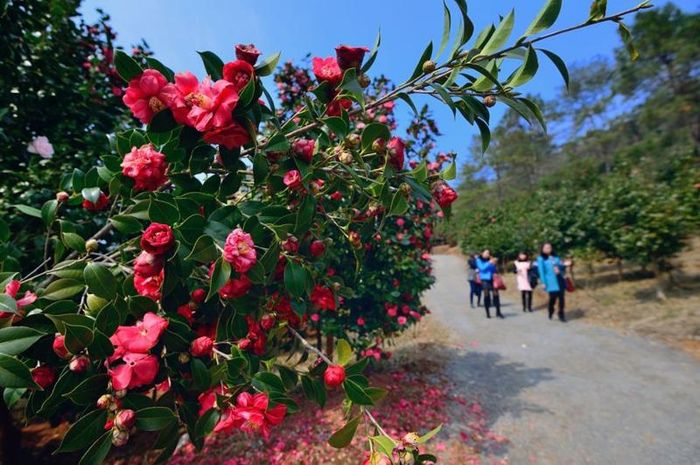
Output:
[424, 254, 700, 465]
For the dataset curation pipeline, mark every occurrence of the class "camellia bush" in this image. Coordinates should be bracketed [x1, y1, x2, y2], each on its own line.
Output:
[0, 1, 647, 464]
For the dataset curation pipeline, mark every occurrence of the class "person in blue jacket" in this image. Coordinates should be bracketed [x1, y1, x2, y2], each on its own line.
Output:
[536, 242, 571, 322]
[476, 249, 503, 319]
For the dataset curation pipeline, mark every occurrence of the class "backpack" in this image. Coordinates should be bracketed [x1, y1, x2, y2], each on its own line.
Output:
[528, 266, 539, 288]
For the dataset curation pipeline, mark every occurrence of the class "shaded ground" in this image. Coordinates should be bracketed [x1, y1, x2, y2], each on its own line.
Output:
[425, 253, 700, 465]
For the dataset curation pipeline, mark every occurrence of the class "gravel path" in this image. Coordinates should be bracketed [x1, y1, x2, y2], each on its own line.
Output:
[424, 254, 700, 465]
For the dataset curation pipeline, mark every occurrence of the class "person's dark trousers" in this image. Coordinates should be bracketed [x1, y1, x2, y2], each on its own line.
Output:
[469, 281, 481, 308]
[482, 281, 492, 318]
[494, 293, 504, 319]
[521, 290, 533, 312]
[547, 290, 566, 321]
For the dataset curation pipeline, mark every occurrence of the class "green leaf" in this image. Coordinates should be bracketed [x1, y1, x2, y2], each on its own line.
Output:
[336, 339, 353, 366]
[58, 409, 109, 453]
[284, 260, 311, 298]
[136, 407, 177, 431]
[588, 0, 607, 22]
[0, 326, 44, 355]
[255, 52, 281, 77]
[409, 41, 433, 80]
[0, 354, 37, 388]
[0, 218, 9, 242]
[436, 1, 452, 58]
[191, 358, 211, 390]
[42, 278, 85, 301]
[207, 258, 230, 301]
[78, 431, 112, 465]
[114, 50, 143, 82]
[539, 48, 569, 90]
[454, 0, 475, 45]
[361, 123, 391, 152]
[185, 235, 218, 263]
[343, 377, 374, 406]
[252, 371, 285, 393]
[64, 374, 108, 406]
[475, 118, 491, 153]
[194, 409, 220, 439]
[145, 57, 175, 81]
[0, 295, 17, 315]
[149, 198, 180, 225]
[361, 30, 382, 73]
[429, 83, 456, 116]
[64, 323, 94, 354]
[417, 424, 443, 443]
[83, 263, 117, 300]
[441, 159, 457, 181]
[389, 192, 409, 216]
[148, 109, 177, 134]
[110, 215, 143, 234]
[523, 0, 562, 37]
[396, 92, 418, 116]
[370, 435, 397, 456]
[328, 415, 361, 448]
[507, 45, 539, 88]
[14, 204, 42, 219]
[617, 21, 638, 61]
[465, 61, 504, 93]
[81, 187, 102, 204]
[41, 199, 58, 226]
[197, 51, 224, 80]
[481, 10, 514, 55]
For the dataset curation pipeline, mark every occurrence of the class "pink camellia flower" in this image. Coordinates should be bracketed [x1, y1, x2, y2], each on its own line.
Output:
[134, 271, 163, 301]
[191, 336, 214, 357]
[110, 312, 169, 356]
[310, 285, 335, 311]
[335, 45, 369, 70]
[310, 240, 326, 257]
[133, 251, 164, 277]
[52, 334, 70, 359]
[312, 57, 342, 86]
[283, 169, 302, 190]
[177, 304, 194, 325]
[108, 352, 159, 390]
[31, 366, 55, 390]
[323, 365, 346, 389]
[203, 120, 250, 150]
[387, 137, 405, 170]
[396, 218, 405, 228]
[397, 316, 408, 325]
[187, 78, 239, 133]
[292, 138, 315, 163]
[385, 303, 398, 318]
[26, 136, 54, 159]
[82, 192, 109, 212]
[223, 60, 254, 92]
[433, 182, 458, 208]
[214, 392, 286, 438]
[114, 409, 136, 431]
[140, 223, 174, 256]
[121, 144, 168, 191]
[161, 71, 199, 125]
[235, 43, 261, 65]
[198, 385, 226, 416]
[219, 274, 253, 299]
[223, 228, 257, 273]
[357, 317, 366, 326]
[3, 280, 37, 313]
[123, 69, 170, 124]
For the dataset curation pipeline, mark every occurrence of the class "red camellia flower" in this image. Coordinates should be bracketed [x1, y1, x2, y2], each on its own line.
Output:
[223, 60, 254, 93]
[292, 138, 315, 163]
[362, 453, 392, 465]
[202, 120, 250, 150]
[123, 69, 170, 124]
[191, 336, 214, 357]
[82, 192, 109, 212]
[2, 280, 37, 317]
[108, 352, 159, 390]
[52, 334, 70, 359]
[214, 391, 286, 438]
[140, 223, 174, 255]
[433, 182, 458, 208]
[335, 45, 369, 70]
[219, 274, 252, 299]
[235, 43, 262, 65]
[121, 144, 169, 191]
[387, 137, 405, 170]
[114, 409, 136, 431]
[223, 228, 257, 273]
[133, 251, 164, 277]
[31, 366, 55, 390]
[187, 78, 239, 133]
[283, 169, 302, 190]
[310, 285, 336, 311]
[110, 312, 169, 356]
[323, 364, 346, 389]
[198, 385, 226, 416]
[326, 97, 352, 117]
[161, 71, 199, 125]
[310, 240, 326, 257]
[133, 272, 161, 301]
[312, 57, 343, 86]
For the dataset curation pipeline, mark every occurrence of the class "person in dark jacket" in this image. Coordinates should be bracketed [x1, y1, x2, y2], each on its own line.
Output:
[536, 243, 571, 322]
[476, 249, 503, 319]
[467, 254, 482, 308]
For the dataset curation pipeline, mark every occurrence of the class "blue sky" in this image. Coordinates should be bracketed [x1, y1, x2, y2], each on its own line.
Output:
[82, 0, 697, 168]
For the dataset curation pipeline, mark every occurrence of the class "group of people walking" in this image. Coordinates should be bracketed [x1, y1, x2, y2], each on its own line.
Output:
[467, 243, 573, 322]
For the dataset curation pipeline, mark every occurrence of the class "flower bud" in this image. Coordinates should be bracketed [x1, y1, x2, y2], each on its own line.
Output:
[483, 95, 497, 108]
[69, 355, 90, 373]
[191, 336, 214, 357]
[111, 428, 129, 447]
[310, 240, 326, 257]
[371, 138, 386, 154]
[31, 366, 55, 390]
[349, 231, 362, 249]
[401, 432, 420, 447]
[52, 334, 70, 359]
[114, 409, 136, 431]
[338, 150, 354, 165]
[191, 288, 206, 304]
[86, 293, 108, 316]
[323, 364, 346, 389]
[85, 239, 99, 252]
[56, 191, 69, 203]
[422, 60, 437, 73]
[358, 74, 371, 88]
[114, 389, 127, 399]
[178, 352, 191, 364]
[96, 394, 114, 410]
[260, 313, 276, 331]
[399, 183, 412, 195]
[345, 133, 361, 147]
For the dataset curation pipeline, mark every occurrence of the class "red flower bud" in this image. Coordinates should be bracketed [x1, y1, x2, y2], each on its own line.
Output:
[260, 314, 276, 331]
[310, 240, 326, 257]
[191, 336, 214, 357]
[31, 366, 55, 389]
[114, 409, 136, 430]
[69, 355, 90, 373]
[191, 288, 206, 304]
[323, 364, 346, 389]
[56, 191, 69, 203]
[52, 334, 70, 359]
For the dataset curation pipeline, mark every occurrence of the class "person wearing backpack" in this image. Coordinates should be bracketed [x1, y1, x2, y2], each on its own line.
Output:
[467, 254, 482, 308]
[476, 250, 503, 319]
[514, 252, 533, 312]
[536, 243, 571, 322]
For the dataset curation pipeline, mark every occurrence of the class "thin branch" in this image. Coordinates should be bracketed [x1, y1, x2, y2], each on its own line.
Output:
[289, 327, 332, 365]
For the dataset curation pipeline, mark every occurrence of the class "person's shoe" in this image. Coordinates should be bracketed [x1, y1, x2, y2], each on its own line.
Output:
[497, 313, 505, 319]
[548, 313, 553, 320]
[559, 315, 567, 322]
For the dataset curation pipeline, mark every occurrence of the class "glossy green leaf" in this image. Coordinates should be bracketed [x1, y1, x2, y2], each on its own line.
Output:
[42, 278, 85, 301]
[436, 1, 452, 58]
[78, 431, 112, 465]
[197, 51, 224, 80]
[328, 415, 361, 448]
[0, 326, 44, 355]
[114, 50, 142, 82]
[343, 377, 374, 405]
[255, 52, 281, 77]
[523, 0, 562, 37]
[83, 263, 117, 300]
[588, 0, 607, 22]
[0, 354, 36, 388]
[480, 10, 514, 55]
[284, 260, 311, 298]
[207, 258, 230, 302]
[149, 198, 180, 225]
[0, 295, 16, 315]
[361, 30, 382, 73]
[539, 48, 569, 90]
[135, 406, 177, 431]
[58, 409, 108, 452]
[14, 204, 42, 219]
[110, 215, 143, 234]
[507, 45, 539, 87]
[409, 41, 433, 80]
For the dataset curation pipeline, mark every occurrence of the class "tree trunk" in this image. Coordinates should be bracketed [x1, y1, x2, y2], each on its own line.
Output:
[617, 259, 624, 282]
[325, 335, 334, 362]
